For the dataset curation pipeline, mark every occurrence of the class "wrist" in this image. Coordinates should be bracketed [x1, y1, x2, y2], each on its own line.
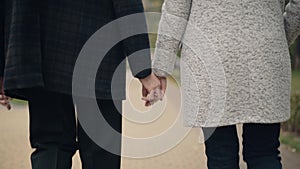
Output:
[135, 69, 152, 79]
[152, 68, 169, 78]
[139, 73, 152, 83]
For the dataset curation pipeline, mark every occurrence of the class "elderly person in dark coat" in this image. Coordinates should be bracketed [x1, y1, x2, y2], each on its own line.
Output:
[0, 0, 159, 168]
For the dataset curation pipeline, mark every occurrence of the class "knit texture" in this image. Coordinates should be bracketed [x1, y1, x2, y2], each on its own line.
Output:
[153, 0, 300, 127]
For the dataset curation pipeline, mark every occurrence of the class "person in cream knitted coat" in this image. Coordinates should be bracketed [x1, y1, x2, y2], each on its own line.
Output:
[152, 0, 300, 168]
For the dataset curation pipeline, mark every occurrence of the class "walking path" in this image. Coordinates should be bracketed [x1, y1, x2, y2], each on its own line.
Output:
[0, 77, 299, 169]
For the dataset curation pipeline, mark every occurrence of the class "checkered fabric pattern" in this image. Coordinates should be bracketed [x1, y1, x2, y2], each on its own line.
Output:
[1, 0, 151, 99]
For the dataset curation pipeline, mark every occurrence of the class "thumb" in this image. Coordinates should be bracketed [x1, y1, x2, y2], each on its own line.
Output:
[142, 86, 148, 97]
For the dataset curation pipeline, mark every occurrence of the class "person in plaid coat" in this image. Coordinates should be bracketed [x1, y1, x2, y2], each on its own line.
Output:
[0, 0, 160, 168]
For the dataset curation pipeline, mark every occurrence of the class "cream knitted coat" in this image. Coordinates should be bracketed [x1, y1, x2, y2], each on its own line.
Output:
[152, 0, 300, 127]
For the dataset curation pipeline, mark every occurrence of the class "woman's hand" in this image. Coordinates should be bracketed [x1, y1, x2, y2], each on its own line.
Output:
[157, 76, 167, 98]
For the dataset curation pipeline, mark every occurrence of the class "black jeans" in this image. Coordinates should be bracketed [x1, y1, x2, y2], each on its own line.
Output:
[202, 123, 282, 169]
[27, 89, 122, 169]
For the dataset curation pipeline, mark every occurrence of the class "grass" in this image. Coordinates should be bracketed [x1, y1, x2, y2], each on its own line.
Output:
[292, 70, 300, 94]
[281, 70, 300, 153]
[11, 99, 27, 105]
[280, 131, 300, 153]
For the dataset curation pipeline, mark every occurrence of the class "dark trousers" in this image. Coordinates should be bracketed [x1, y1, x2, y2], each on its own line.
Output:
[203, 123, 282, 169]
[27, 89, 122, 169]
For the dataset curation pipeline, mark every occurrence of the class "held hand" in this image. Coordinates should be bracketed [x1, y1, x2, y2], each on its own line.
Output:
[139, 73, 161, 94]
[0, 78, 11, 110]
[158, 76, 167, 99]
[141, 87, 164, 106]
[139, 73, 161, 106]
[141, 86, 153, 106]
[141, 75, 167, 106]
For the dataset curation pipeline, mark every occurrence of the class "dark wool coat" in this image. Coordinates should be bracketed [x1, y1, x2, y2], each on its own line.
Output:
[0, 0, 151, 100]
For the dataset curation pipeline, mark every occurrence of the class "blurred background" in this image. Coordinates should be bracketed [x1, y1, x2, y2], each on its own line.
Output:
[1, 0, 300, 169]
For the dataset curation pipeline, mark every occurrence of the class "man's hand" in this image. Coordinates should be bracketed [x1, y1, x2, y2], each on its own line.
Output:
[0, 78, 11, 110]
[139, 73, 161, 106]
[140, 74, 167, 106]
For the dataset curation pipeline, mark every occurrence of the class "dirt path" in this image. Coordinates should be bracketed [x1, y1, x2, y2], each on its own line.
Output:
[0, 76, 299, 169]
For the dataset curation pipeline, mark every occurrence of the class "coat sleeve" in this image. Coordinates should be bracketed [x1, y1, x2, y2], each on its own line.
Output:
[284, 0, 300, 46]
[0, 0, 4, 77]
[152, 0, 192, 77]
[112, 0, 152, 79]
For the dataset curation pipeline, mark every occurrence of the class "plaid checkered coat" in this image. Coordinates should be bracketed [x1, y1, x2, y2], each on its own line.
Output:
[0, 0, 151, 100]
